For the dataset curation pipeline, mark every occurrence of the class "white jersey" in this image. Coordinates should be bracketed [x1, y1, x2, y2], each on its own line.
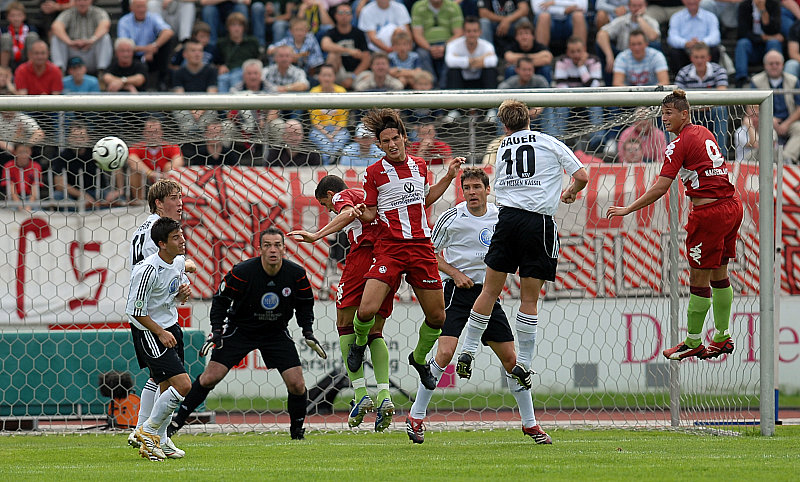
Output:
[129, 213, 160, 268]
[126, 252, 186, 330]
[431, 201, 499, 284]
[494, 129, 584, 216]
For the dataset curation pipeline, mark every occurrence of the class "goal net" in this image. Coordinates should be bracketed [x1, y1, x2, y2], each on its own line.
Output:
[0, 89, 777, 436]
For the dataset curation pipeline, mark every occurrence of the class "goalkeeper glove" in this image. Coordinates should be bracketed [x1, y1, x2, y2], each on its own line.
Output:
[200, 328, 223, 357]
[303, 330, 327, 359]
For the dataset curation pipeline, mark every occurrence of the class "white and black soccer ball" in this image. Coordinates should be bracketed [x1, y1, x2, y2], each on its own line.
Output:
[92, 136, 129, 172]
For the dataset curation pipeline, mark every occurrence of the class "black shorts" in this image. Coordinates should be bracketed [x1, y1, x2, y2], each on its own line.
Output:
[210, 326, 301, 373]
[131, 324, 186, 384]
[441, 280, 514, 344]
[484, 206, 559, 281]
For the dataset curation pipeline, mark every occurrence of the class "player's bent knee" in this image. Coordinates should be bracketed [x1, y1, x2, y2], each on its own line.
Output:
[173, 375, 193, 396]
[286, 381, 306, 395]
[438, 345, 456, 364]
[198, 370, 224, 389]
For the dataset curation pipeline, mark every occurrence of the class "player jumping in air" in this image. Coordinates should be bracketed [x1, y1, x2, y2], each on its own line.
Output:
[406, 168, 551, 444]
[347, 108, 464, 427]
[289, 174, 400, 431]
[607, 89, 743, 360]
[455, 100, 588, 445]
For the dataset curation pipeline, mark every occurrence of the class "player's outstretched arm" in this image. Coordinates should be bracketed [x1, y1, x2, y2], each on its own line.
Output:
[606, 175, 673, 218]
[289, 205, 362, 243]
[561, 167, 590, 204]
[426, 156, 466, 207]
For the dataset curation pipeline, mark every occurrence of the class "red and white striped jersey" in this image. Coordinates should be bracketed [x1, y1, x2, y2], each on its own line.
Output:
[331, 187, 380, 250]
[363, 155, 431, 240]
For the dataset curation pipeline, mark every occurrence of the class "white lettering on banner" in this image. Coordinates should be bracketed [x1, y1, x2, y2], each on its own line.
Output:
[0, 162, 797, 325]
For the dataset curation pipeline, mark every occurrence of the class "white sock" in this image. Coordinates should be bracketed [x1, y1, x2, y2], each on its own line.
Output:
[507, 375, 536, 427]
[515, 312, 538, 371]
[409, 358, 445, 419]
[461, 310, 490, 355]
[144, 386, 184, 435]
[135, 379, 158, 429]
[352, 377, 366, 390]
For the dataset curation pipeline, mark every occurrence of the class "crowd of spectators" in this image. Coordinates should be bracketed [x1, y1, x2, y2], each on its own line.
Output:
[0, 0, 798, 208]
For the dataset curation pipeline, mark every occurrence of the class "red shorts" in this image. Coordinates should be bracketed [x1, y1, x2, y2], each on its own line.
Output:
[337, 245, 397, 318]
[366, 239, 443, 290]
[685, 196, 743, 269]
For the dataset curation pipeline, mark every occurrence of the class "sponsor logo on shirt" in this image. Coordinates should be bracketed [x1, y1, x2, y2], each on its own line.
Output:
[262, 292, 280, 310]
[169, 277, 180, 294]
[479, 228, 492, 247]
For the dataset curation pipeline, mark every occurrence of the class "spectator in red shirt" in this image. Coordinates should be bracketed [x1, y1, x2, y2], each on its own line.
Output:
[127, 117, 184, 201]
[408, 122, 453, 165]
[2, 143, 41, 210]
[14, 40, 63, 95]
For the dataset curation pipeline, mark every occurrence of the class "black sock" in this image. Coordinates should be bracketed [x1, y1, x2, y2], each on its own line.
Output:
[172, 378, 212, 427]
[287, 389, 307, 429]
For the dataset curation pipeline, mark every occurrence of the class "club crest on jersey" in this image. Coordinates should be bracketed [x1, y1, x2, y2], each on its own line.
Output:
[168, 277, 180, 294]
[404, 182, 414, 193]
[479, 228, 492, 247]
[262, 292, 280, 310]
[282, 287, 291, 297]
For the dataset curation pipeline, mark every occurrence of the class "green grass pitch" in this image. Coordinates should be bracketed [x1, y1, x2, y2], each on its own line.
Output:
[2, 426, 800, 481]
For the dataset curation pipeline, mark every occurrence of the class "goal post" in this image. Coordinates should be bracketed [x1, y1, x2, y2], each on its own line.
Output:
[0, 88, 777, 436]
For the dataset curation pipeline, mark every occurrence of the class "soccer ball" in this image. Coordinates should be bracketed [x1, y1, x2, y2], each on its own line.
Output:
[92, 136, 128, 172]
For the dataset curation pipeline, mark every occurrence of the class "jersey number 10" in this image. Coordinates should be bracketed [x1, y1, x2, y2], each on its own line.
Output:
[131, 233, 146, 265]
[502, 145, 536, 178]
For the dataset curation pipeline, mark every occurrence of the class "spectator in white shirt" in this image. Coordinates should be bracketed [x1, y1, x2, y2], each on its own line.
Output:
[444, 16, 498, 89]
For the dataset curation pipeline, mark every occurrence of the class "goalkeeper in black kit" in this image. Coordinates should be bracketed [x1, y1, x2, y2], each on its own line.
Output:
[167, 228, 327, 440]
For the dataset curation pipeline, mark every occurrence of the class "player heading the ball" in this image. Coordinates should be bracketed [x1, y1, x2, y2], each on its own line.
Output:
[455, 100, 589, 438]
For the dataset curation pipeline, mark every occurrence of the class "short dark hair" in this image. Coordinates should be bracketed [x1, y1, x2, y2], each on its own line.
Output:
[151, 217, 181, 247]
[464, 16, 480, 27]
[260, 227, 285, 244]
[516, 57, 534, 68]
[315, 174, 348, 199]
[629, 29, 646, 41]
[461, 167, 489, 188]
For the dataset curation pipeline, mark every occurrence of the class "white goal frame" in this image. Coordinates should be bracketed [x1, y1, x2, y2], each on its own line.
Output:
[0, 88, 776, 436]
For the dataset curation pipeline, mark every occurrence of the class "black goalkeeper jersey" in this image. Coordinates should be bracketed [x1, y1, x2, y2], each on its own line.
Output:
[210, 257, 314, 333]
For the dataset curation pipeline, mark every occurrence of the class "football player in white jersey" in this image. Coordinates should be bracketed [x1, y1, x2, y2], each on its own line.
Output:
[405, 168, 552, 444]
[126, 217, 192, 461]
[127, 179, 194, 457]
[456, 99, 588, 421]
